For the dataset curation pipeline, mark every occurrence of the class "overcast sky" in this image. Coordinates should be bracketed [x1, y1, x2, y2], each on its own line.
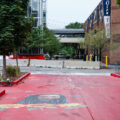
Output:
[47, 0, 101, 29]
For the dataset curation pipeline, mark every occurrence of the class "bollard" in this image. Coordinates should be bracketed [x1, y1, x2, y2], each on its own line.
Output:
[90, 56, 92, 61]
[95, 56, 98, 61]
[106, 56, 108, 68]
[86, 55, 89, 61]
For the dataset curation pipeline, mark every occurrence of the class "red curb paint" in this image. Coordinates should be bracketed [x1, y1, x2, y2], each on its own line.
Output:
[0, 73, 31, 86]
[12, 72, 31, 84]
[111, 73, 120, 78]
[0, 90, 5, 97]
[0, 81, 7, 84]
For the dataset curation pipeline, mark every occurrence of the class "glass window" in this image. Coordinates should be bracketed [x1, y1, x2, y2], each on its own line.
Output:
[32, 10, 38, 17]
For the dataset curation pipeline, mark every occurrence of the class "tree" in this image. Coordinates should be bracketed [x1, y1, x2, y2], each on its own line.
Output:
[65, 22, 83, 29]
[43, 28, 61, 56]
[117, 0, 120, 6]
[85, 29, 109, 61]
[0, 0, 31, 79]
[59, 46, 76, 57]
[84, 29, 120, 61]
[25, 27, 61, 56]
[25, 26, 45, 50]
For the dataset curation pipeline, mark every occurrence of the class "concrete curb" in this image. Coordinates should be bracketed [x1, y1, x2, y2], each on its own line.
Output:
[12, 72, 31, 84]
[111, 73, 120, 78]
[0, 90, 5, 97]
[0, 73, 31, 86]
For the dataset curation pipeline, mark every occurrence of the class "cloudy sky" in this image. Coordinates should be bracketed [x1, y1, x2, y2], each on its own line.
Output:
[47, 0, 101, 29]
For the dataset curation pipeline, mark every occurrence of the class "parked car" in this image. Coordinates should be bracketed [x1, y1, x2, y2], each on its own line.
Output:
[53, 53, 70, 59]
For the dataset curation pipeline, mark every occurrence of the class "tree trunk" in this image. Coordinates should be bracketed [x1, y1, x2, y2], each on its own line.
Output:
[97, 49, 99, 61]
[16, 51, 18, 67]
[99, 48, 102, 62]
[2, 54, 7, 79]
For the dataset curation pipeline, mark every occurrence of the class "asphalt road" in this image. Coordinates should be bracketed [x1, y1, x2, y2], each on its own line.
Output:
[0, 66, 115, 76]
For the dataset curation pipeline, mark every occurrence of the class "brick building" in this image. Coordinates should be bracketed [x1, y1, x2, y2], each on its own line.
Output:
[84, 0, 120, 64]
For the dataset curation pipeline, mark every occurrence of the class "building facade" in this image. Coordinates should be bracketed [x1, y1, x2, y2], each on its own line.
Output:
[27, 0, 47, 27]
[51, 29, 85, 59]
[84, 0, 120, 64]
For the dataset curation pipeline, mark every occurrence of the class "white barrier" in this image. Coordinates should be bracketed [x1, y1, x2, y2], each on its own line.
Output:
[0, 59, 28, 67]
[0, 60, 100, 69]
[30, 60, 63, 68]
[64, 61, 100, 69]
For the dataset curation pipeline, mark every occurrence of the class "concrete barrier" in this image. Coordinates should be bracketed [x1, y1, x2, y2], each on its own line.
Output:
[0, 59, 28, 67]
[64, 61, 100, 69]
[30, 60, 63, 68]
[0, 59, 100, 69]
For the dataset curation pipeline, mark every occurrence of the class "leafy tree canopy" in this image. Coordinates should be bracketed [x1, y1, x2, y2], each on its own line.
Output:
[25, 26, 45, 49]
[0, 0, 31, 55]
[117, 0, 120, 6]
[25, 27, 61, 56]
[59, 46, 76, 57]
[0, 0, 32, 78]
[65, 22, 83, 29]
[84, 28, 120, 61]
[43, 27, 61, 55]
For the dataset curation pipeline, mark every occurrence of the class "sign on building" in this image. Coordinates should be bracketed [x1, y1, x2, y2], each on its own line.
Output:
[102, 0, 111, 38]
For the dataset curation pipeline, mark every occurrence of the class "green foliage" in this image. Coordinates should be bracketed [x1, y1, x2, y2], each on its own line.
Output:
[6, 66, 20, 77]
[84, 29, 108, 52]
[25, 26, 44, 49]
[59, 46, 76, 57]
[0, 0, 31, 55]
[43, 28, 61, 56]
[65, 22, 83, 29]
[26, 27, 61, 56]
[84, 29, 120, 61]
[0, 0, 32, 78]
[0, 75, 4, 81]
[117, 0, 120, 6]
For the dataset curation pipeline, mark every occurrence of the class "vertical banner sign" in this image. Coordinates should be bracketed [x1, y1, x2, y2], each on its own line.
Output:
[102, 0, 111, 38]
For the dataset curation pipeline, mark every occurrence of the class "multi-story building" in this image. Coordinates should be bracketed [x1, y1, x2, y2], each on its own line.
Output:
[27, 0, 47, 27]
[12, 0, 47, 59]
[51, 29, 85, 58]
[84, 0, 120, 64]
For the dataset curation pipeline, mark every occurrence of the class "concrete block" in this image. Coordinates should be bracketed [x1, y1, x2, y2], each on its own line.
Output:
[64, 61, 100, 69]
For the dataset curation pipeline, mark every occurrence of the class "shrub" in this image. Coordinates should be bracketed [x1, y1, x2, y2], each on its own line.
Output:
[6, 66, 20, 77]
[59, 46, 76, 57]
[0, 75, 3, 81]
[117, 0, 120, 6]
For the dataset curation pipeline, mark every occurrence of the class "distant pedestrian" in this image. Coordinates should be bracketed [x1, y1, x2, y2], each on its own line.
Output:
[45, 52, 50, 60]
[83, 52, 86, 61]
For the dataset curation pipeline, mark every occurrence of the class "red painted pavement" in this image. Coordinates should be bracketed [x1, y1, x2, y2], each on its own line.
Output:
[12, 72, 31, 84]
[0, 74, 120, 120]
[0, 90, 5, 97]
[111, 73, 120, 78]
